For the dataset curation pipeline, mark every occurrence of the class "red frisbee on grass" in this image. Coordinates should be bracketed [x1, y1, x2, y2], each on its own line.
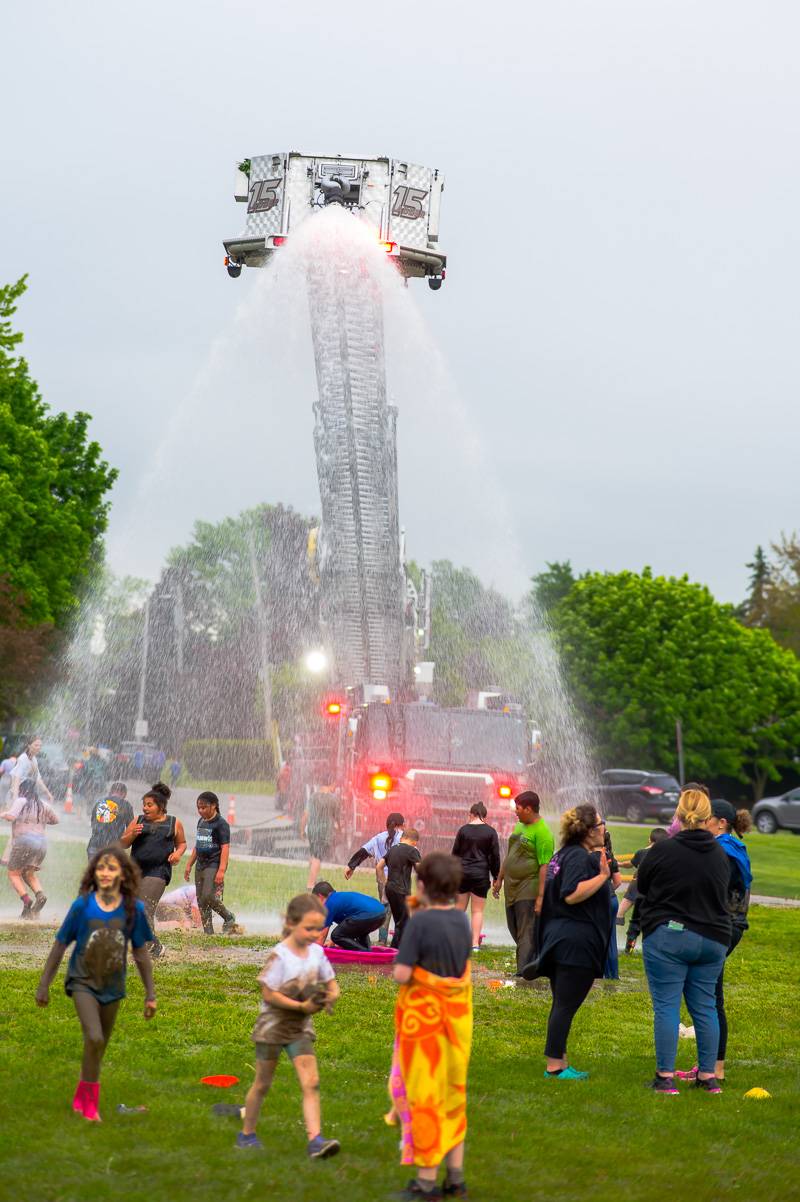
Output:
[200, 1074, 239, 1088]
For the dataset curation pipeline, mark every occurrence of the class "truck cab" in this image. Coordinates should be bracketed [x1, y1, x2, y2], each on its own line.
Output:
[340, 701, 531, 847]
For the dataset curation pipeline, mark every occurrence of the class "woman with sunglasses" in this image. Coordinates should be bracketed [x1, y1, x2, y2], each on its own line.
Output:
[521, 804, 612, 1080]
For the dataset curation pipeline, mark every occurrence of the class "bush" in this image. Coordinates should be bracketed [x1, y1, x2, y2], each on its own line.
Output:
[181, 738, 274, 780]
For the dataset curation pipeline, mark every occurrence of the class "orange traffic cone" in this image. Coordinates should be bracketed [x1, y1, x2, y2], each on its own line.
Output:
[64, 784, 74, 815]
[227, 795, 236, 825]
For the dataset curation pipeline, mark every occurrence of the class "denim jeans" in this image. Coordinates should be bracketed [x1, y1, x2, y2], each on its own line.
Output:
[643, 923, 726, 1073]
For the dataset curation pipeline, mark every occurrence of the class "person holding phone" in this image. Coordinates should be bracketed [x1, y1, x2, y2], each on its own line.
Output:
[521, 804, 613, 1080]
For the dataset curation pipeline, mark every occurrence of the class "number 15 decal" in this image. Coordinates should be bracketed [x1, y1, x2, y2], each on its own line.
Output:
[392, 186, 428, 220]
[248, 178, 282, 214]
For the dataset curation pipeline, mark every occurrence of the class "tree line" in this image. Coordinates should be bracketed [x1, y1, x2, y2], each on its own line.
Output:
[3, 275, 798, 799]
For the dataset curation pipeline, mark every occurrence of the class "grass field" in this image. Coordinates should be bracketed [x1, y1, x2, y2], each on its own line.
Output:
[1, 904, 799, 1202]
[2, 824, 797, 930]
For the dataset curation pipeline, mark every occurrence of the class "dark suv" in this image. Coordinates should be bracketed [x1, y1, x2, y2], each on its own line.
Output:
[598, 770, 681, 823]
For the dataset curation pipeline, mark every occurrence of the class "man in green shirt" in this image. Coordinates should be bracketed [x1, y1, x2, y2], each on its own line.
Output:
[493, 791, 554, 972]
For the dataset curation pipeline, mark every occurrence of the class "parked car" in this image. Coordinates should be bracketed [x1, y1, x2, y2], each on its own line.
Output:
[597, 769, 681, 823]
[36, 742, 72, 800]
[751, 788, 800, 835]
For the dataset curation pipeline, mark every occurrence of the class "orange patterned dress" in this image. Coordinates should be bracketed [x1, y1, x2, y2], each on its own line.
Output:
[390, 964, 473, 1167]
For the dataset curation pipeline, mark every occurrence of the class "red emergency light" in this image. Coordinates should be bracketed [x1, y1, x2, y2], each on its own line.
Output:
[324, 700, 342, 717]
[497, 784, 513, 799]
[380, 241, 398, 254]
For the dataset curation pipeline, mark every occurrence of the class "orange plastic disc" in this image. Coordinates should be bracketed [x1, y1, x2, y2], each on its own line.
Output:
[201, 1074, 239, 1088]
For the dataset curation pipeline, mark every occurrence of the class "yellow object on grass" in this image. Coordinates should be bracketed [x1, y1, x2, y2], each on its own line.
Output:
[389, 965, 473, 1167]
[744, 1087, 771, 1100]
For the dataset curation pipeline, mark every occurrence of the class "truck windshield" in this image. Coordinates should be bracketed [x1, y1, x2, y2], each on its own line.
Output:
[399, 708, 528, 772]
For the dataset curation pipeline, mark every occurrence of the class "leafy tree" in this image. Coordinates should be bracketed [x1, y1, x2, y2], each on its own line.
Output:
[552, 568, 800, 798]
[738, 545, 771, 626]
[428, 560, 531, 706]
[756, 535, 800, 659]
[0, 578, 54, 724]
[529, 560, 578, 616]
[0, 277, 117, 626]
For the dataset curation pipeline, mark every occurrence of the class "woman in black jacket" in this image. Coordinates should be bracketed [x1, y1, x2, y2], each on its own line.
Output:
[521, 803, 612, 1080]
[451, 802, 501, 950]
[636, 788, 731, 1095]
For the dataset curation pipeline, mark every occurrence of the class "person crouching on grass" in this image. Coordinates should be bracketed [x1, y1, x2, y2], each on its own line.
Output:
[237, 893, 340, 1159]
[390, 853, 472, 1200]
[35, 845, 156, 1121]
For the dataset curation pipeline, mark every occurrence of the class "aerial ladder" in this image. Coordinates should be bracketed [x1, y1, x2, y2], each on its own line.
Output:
[223, 152, 445, 694]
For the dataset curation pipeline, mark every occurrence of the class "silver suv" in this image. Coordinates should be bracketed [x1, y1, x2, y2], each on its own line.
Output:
[751, 789, 800, 835]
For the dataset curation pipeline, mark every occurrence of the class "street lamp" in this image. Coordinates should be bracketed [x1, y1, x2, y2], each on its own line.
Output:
[304, 649, 329, 675]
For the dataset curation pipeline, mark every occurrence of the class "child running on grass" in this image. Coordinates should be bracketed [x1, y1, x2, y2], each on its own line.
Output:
[35, 845, 156, 1121]
[390, 852, 472, 1200]
[1, 777, 59, 919]
[237, 893, 340, 1158]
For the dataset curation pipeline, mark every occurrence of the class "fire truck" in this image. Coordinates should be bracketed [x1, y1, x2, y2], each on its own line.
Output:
[333, 697, 531, 847]
[224, 152, 532, 845]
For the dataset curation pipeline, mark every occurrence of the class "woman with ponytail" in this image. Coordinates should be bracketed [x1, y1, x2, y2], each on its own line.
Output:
[636, 788, 731, 1094]
[674, 800, 752, 1085]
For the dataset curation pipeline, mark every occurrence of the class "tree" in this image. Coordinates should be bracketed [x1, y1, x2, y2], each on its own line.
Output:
[552, 568, 800, 798]
[0, 578, 55, 724]
[0, 277, 117, 626]
[529, 560, 578, 617]
[738, 545, 771, 626]
[428, 560, 532, 706]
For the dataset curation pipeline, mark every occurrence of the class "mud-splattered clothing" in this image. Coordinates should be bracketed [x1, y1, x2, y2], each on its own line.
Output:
[251, 942, 335, 1048]
[56, 893, 152, 1004]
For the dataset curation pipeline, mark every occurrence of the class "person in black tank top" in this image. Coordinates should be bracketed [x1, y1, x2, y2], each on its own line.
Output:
[451, 803, 501, 950]
[121, 782, 186, 958]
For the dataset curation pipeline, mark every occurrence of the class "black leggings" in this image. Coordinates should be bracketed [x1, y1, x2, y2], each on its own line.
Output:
[196, 864, 234, 932]
[544, 964, 596, 1059]
[72, 992, 120, 1081]
[716, 926, 744, 1061]
[385, 886, 409, 949]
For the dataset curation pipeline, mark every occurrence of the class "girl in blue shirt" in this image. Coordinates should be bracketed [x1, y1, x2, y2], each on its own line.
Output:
[36, 845, 157, 1121]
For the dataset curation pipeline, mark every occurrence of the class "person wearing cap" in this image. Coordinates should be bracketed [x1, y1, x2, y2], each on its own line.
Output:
[674, 798, 753, 1086]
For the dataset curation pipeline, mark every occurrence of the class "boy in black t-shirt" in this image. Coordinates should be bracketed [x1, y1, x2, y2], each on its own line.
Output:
[378, 828, 420, 950]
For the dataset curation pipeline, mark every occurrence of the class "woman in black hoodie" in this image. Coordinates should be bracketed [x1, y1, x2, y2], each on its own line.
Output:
[636, 788, 731, 1095]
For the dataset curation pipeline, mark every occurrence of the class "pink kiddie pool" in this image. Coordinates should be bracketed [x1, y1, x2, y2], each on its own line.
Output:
[324, 946, 398, 967]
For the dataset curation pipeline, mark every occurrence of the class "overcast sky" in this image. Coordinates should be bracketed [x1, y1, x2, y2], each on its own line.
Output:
[4, 0, 798, 604]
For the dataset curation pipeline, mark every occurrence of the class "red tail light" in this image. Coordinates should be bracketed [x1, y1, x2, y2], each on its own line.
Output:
[641, 786, 664, 795]
[370, 772, 393, 792]
[272, 236, 287, 247]
[380, 241, 397, 254]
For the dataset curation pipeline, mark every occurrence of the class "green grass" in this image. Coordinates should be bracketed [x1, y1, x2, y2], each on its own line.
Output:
[1, 908, 798, 1202]
[605, 826, 800, 899]
[180, 778, 275, 795]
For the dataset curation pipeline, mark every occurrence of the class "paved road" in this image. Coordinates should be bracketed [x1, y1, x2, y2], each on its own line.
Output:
[59, 780, 281, 842]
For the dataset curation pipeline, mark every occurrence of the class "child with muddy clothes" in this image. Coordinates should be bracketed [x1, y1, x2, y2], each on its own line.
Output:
[35, 845, 156, 1121]
[1, 777, 59, 918]
[237, 893, 340, 1159]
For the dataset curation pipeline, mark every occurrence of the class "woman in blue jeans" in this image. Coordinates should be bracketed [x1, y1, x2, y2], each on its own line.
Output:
[636, 787, 731, 1094]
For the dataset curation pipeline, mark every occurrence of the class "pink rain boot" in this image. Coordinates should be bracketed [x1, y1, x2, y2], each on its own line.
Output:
[72, 1081, 87, 1115]
[81, 1081, 102, 1122]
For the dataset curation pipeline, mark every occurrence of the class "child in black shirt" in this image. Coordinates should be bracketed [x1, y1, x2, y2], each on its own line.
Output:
[378, 828, 420, 949]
